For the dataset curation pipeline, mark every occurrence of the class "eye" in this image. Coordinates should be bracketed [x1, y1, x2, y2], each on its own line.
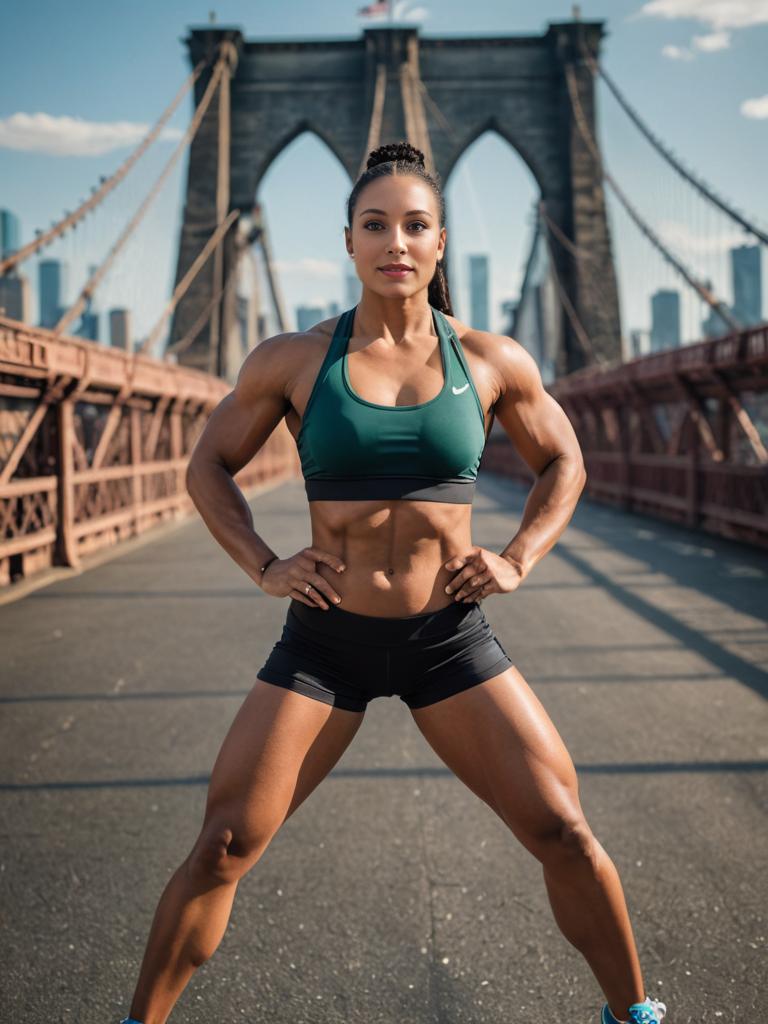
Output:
[363, 221, 428, 231]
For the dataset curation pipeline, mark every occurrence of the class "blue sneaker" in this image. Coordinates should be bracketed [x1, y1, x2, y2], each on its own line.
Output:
[601, 995, 667, 1024]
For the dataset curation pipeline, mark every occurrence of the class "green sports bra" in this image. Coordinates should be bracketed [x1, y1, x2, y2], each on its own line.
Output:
[297, 303, 487, 503]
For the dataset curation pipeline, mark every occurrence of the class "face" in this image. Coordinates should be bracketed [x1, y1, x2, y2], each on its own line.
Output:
[345, 175, 446, 296]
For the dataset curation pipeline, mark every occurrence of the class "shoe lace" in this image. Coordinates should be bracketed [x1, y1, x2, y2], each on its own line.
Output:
[628, 997, 667, 1023]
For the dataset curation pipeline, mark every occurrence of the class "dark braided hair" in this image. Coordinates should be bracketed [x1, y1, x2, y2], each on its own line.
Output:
[346, 141, 454, 316]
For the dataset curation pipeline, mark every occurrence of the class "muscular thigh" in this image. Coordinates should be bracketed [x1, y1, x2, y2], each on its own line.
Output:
[409, 667, 582, 850]
[202, 678, 365, 844]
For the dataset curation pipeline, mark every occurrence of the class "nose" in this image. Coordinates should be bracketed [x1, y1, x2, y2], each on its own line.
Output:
[387, 227, 407, 254]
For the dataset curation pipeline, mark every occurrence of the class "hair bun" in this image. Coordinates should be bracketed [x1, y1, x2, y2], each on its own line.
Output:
[366, 142, 425, 171]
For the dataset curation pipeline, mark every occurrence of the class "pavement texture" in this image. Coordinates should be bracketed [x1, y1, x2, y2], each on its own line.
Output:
[1, 471, 766, 1024]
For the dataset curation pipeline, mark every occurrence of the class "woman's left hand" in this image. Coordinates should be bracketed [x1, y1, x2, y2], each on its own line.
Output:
[443, 547, 526, 602]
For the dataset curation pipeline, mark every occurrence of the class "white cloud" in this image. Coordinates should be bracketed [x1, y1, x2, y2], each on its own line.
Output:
[662, 43, 694, 59]
[657, 220, 746, 257]
[741, 94, 768, 118]
[0, 112, 182, 156]
[273, 257, 341, 280]
[638, 0, 768, 31]
[393, 1, 430, 20]
[692, 30, 731, 50]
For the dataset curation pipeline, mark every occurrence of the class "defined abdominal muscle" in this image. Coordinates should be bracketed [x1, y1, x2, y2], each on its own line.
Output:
[309, 498, 473, 616]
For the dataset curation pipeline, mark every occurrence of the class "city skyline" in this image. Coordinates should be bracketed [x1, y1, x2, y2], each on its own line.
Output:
[1, 1, 766, 352]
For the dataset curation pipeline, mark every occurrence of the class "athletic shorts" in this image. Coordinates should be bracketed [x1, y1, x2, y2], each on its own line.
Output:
[256, 597, 514, 712]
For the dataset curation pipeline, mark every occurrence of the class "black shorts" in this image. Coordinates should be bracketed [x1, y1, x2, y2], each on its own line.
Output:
[256, 597, 514, 712]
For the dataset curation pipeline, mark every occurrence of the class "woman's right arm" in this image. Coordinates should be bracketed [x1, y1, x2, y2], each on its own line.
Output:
[185, 333, 345, 607]
[185, 333, 294, 585]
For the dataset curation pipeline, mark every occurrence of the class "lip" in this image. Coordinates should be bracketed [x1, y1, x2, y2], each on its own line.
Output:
[378, 266, 413, 277]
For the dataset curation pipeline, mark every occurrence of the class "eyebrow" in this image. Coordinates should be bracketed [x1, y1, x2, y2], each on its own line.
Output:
[358, 208, 433, 217]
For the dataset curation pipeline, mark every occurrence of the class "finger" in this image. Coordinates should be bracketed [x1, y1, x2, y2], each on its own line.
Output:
[307, 571, 342, 607]
[302, 581, 329, 609]
[289, 588, 317, 607]
[444, 548, 480, 572]
[454, 571, 492, 601]
[306, 547, 347, 574]
[444, 565, 477, 594]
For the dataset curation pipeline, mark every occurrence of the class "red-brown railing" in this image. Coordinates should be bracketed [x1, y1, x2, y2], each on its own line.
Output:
[481, 325, 768, 549]
[0, 316, 299, 590]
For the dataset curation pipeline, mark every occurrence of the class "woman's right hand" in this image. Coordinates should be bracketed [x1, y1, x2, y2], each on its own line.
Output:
[260, 546, 346, 610]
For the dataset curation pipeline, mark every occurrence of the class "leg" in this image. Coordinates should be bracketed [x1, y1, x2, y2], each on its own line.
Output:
[128, 678, 365, 1024]
[409, 666, 645, 1022]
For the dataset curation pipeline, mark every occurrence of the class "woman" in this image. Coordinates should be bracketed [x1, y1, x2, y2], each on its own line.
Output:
[119, 142, 666, 1024]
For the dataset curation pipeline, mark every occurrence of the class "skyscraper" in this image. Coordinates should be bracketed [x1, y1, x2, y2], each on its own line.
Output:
[345, 268, 360, 309]
[296, 305, 325, 332]
[650, 289, 680, 351]
[468, 254, 489, 331]
[39, 259, 68, 328]
[109, 308, 132, 350]
[0, 275, 31, 321]
[0, 209, 20, 261]
[75, 265, 99, 341]
[731, 245, 762, 326]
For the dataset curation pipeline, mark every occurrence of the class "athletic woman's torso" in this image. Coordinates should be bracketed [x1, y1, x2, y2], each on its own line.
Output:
[283, 304, 500, 617]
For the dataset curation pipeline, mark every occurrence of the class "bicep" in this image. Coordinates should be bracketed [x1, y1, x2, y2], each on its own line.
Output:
[491, 338, 584, 477]
[188, 336, 292, 477]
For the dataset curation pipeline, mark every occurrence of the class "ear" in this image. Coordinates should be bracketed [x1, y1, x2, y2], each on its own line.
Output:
[437, 226, 447, 262]
[344, 226, 353, 257]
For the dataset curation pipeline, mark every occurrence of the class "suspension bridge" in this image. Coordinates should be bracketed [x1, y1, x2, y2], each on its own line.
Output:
[1, 14, 766, 1024]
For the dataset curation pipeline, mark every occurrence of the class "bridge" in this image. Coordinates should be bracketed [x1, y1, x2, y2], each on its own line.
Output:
[0, 13, 766, 1022]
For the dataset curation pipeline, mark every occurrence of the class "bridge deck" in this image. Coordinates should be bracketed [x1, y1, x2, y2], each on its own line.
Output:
[1, 473, 766, 1023]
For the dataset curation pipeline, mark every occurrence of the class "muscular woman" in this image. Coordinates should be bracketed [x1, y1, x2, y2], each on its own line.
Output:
[118, 142, 667, 1024]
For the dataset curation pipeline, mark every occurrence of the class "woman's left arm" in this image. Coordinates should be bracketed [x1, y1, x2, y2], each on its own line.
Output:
[444, 334, 587, 602]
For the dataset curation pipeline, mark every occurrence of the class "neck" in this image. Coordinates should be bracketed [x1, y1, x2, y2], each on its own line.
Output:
[353, 291, 434, 345]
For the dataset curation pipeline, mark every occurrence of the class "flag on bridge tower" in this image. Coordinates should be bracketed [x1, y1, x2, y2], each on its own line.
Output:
[358, 0, 391, 18]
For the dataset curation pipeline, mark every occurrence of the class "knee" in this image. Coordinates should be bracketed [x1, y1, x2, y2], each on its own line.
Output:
[525, 815, 599, 868]
[187, 821, 273, 884]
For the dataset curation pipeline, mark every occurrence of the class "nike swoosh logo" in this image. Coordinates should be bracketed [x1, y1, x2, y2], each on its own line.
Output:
[452, 383, 470, 395]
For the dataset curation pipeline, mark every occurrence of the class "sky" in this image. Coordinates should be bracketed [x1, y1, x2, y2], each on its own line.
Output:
[0, 0, 766, 352]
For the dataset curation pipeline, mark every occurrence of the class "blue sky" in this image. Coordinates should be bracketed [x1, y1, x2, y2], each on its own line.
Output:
[1, 0, 766, 350]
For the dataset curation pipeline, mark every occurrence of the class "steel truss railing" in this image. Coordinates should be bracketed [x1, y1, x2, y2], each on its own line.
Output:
[481, 325, 768, 548]
[0, 316, 299, 590]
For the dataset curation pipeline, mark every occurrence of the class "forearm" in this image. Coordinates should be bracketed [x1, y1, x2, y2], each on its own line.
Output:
[186, 457, 278, 587]
[499, 453, 586, 579]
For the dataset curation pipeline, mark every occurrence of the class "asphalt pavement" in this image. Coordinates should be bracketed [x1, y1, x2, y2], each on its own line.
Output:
[1, 472, 766, 1024]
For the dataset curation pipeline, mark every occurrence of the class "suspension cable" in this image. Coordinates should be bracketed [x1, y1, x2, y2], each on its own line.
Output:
[0, 61, 205, 277]
[358, 63, 387, 178]
[578, 40, 768, 248]
[165, 256, 239, 358]
[54, 55, 227, 337]
[563, 63, 740, 334]
[138, 208, 240, 356]
[537, 202, 601, 365]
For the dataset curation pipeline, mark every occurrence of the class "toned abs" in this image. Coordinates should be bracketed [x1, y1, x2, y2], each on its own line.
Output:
[283, 314, 497, 617]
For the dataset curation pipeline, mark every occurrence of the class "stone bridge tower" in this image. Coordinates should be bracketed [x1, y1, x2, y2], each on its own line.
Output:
[170, 19, 621, 381]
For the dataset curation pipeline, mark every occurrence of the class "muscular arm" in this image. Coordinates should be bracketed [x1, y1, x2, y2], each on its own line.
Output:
[185, 333, 295, 587]
[489, 335, 587, 579]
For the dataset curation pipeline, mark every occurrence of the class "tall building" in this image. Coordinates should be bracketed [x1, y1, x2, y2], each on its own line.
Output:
[468, 254, 489, 331]
[109, 308, 132, 350]
[296, 305, 325, 332]
[650, 289, 680, 351]
[39, 259, 68, 328]
[731, 245, 762, 326]
[345, 269, 360, 309]
[74, 265, 100, 341]
[0, 209, 20, 260]
[0, 275, 31, 321]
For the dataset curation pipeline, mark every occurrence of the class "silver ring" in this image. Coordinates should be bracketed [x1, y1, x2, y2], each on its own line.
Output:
[305, 584, 311, 594]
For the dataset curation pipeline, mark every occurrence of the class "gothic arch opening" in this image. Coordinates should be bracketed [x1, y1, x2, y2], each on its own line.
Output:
[250, 129, 353, 338]
[444, 129, 540, 338]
